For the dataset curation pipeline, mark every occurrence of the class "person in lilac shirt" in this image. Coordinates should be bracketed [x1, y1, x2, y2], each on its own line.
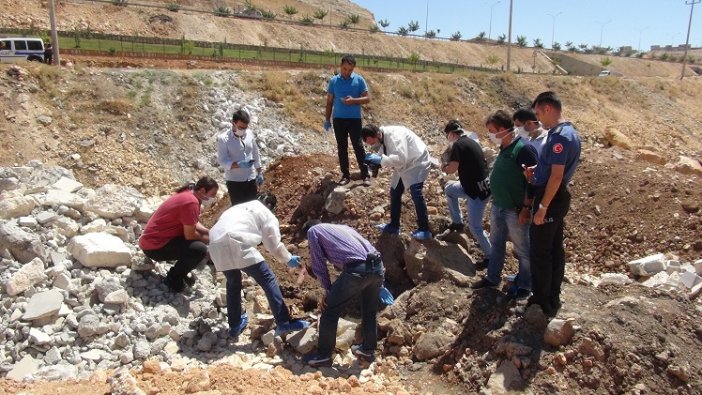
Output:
[300, 221, 384, 367]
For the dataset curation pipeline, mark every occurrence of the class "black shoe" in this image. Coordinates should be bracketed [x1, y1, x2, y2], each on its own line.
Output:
[362, 176, 371, 186]
[183, 274, 196, 287]
[448, 223, 464, 232]
[471, 277, 498, 289]
[302, 352, 333, 368]
[338, 176, 351, 185]
[474, 258, 489, 271]
[163, 276, 185, 293]
[351, 345, 376, 362]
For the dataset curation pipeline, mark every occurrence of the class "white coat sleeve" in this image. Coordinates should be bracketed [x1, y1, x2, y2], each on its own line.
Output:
[260, 209, 292, 264]
[381, 128, 408, 169]
[216, 134, 234, 170]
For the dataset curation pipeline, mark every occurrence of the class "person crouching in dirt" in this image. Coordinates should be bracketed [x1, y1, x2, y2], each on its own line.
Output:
[139, 176, 218, 293]
[362, 124, 433, 241]
[301, 220, 384, 368]
[217, 108, 264, 206]
[208, 193, 310, 338]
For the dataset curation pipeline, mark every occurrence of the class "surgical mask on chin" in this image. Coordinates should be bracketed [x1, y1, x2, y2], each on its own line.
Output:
[370, 142, 382, 152]
[233, 127, 246, 137]
[516, 126, 530, 139]
[488, 133, 503, 146]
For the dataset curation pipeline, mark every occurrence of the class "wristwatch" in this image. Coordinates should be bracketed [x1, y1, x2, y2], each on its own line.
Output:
[538, 203, 548, 210]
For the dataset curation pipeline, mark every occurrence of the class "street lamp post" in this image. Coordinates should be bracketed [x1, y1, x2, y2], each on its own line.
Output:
[681, 0, 701, 80]
[488, 1, 501, 41]
[596, 19, 611, 48]
[547, 12, 563, 49]
[637, 26, 650, 52]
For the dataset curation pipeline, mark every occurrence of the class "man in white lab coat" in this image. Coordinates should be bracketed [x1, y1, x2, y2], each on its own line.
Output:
[361, 125, 433, 240]
[208, 193, 309, 337]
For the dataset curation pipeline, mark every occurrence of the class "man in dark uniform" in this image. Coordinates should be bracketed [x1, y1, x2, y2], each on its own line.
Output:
[525, 91, 581, 316]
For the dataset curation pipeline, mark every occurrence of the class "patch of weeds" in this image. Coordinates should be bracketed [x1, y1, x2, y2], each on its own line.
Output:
[140, 87, 153, 107]
[98, 99, 134, 115]
[35, 65, 61, 97]
[127, 90, 138, 100]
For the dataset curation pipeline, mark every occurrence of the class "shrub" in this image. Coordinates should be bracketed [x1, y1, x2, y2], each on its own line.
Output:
[516, 35, 528, 47]
[283, 5, 298, 16]
[300, 15, 313, 25]
[339, 20, 350, 29]
[261, 10, 276, 19]
[313, 9, 327, 20]
[425, 30, 436, 39]
[397, 26, 409, 36]
[166, 3, 179, 12]
[369, 25, 380, 33]
[348, 14, 360, 24]
[111, 0, 128, 6]
[407, 20, 420, 32]
[450, 31, 462, 41]
[497, 34, 506, 44]
[214, 6, 231, 17]
[109, 47, 116, 55]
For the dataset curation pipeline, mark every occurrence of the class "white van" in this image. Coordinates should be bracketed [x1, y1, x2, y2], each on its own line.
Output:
[0, 37, 45, 63]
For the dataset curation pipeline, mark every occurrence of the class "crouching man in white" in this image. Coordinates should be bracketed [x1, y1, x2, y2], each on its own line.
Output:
[208, 193, 310, 338]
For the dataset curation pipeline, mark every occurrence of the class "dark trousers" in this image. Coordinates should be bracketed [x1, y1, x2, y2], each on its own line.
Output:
[223, 261, 291, 329]
[530, 186, 571, 311]
[317, 259, 384, 357]
[333, 118, 368, 179]
[143, 236, 208, 285]
[226, 180, 257, 206]
[390, 179, 430, 231]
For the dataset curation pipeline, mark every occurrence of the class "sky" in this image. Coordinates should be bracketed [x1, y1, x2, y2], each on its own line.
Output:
[353, 0, 702, 51]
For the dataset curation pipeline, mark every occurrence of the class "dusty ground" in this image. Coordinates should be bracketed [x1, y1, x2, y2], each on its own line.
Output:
[1, 1, 702, 392]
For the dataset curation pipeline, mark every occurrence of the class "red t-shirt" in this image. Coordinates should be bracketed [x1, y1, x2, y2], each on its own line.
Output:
[138, 191, 200, 250]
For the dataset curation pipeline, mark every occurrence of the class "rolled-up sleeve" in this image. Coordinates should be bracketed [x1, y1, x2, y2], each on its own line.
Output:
[260, 210, 291, 264]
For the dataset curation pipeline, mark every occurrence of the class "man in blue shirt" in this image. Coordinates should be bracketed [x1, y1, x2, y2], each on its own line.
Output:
[300, 221, 385, 368]
[325, 55, 371, 185]
[525, 91, 581, 317]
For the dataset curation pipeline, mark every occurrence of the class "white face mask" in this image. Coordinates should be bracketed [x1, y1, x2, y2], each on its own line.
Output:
[233, 127, 246, 137]
[488, 132, 503, 146]
[516, 126, 530, 139]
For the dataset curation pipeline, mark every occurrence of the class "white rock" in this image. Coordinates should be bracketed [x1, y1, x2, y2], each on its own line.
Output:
[6, 257, 47, 296]
[324, 186, 347, 215]
[35, 211, 58, 225]
[23, 289, 64, 320]
[105, 290, 130, 304]
[29, 328, 52, 345]
[262, 330, 275, 346]
[84, 184, 143, 219]
[53, 272, 72, 290]
[694, 259, 702, 276]
[43, 189, 86, 211]
[80, 218, 108, 234]
[133, 340, 151, 360]
[287, 327, 318, 354]
[51, 216, 80, 237]
[598, 273, 632, 287]
[0, 222, 47, 264]
[134, 196, 164, 222]
[544, 319, 575, 346]
[487, 360, 528, 394]
[0, 196, 36, 220]
[51, 177, 83, 193]
[68, 232, 132, 268]
[17, 216, 38, 228]
[81, 349, 105, 362]
[628, 253, 667, 276]
[642, 271, 671, 288]
[33, 365, 79, 381]
[6, 355, 40, 381]
[679, 271, 701, 289]
[44, 347, 62, 365]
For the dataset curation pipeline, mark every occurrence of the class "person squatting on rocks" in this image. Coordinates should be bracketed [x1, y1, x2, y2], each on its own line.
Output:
[471, 110, 537, 299]
[301, 221, 385, 368]
[324, 54, 371, 186]
[208, 193, 310, 338]
[362, 124, 433, 241]
[138, 176, 218, 293]
[217, 108, 264, 206]
[513, 107, 548, 155]
[525, 91, 581, 316]
[441, 120, 492, 265]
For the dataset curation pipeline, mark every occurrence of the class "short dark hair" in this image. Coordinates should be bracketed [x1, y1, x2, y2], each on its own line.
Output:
[301, 219, 322, 239]
[532, 91, 562, 112]
[485, 110, 514, 130]
[176, 176, 218, 193]
[443, 120, 465, 135]
[340, 55, 356, 66]
[257, 192, 277, 210]
[512, 108, 538, 123]
[361, 125, 381, 140]
[232, 109, 250, 124]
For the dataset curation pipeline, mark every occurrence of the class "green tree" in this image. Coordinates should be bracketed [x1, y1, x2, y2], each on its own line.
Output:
[313, 9, 327, 21]
[552, 42, 561, 51]
[397, 26, 409, 36]
[497, 34, 506, 44]
[379, 19, 390, 30]
[450, 31, 462, 41]
[408, 52, 420, 69]
[533, 38, 544, 48]
[600, 56, 612, 67]
[425, 30, 436, 38]
[516, 35, 528, 47]
[475, 31, 486, 42]
[407, 20, 420, 33]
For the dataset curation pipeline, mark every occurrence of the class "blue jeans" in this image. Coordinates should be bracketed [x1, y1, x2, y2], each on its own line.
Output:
[486, 205, 531, 291]
[223, 261, 291, 330]
[317, 260, 384, 357]
[390, 179, 429, 231]
[444, 181, 491, 257]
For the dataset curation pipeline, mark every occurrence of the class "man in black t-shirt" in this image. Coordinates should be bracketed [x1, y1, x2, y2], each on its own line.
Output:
[440, 120, 492, 265]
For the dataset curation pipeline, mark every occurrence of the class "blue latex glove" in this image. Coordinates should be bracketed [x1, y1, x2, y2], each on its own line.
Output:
[379, 285, 394, 306]
[237, 159, 254, 168]
[323, 120, 332, 133]
[287, 256, 301, 268]
[256, 173, 264, 186]
[365, 153, 382, 165]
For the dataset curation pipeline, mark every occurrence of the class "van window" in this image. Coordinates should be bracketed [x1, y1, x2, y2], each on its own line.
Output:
[0, 40, 10, 50]
[14, 40, 27, 50]
[27, 40, 43, 50]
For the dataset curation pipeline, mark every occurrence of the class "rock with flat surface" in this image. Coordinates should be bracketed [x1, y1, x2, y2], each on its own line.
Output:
[68, 232, 132, 268]
[544, 318, 575, 346]
[0, 222, 47, 264]
[6, 355, 40, 381]
[487, 360, 532, 395]
[413, 330, 454, 361]
[0, 196, 36, 220]
[84, 184, 143, 219]
[6, 258, 47, 296]
[51, 177, 83, 193]
[22, 289, 64, 320]
[43, 189, 86, 211]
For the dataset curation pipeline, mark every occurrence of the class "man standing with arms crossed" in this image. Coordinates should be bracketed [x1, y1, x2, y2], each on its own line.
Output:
[526, 92, 581, 317]
[325, 55, 371, 186]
